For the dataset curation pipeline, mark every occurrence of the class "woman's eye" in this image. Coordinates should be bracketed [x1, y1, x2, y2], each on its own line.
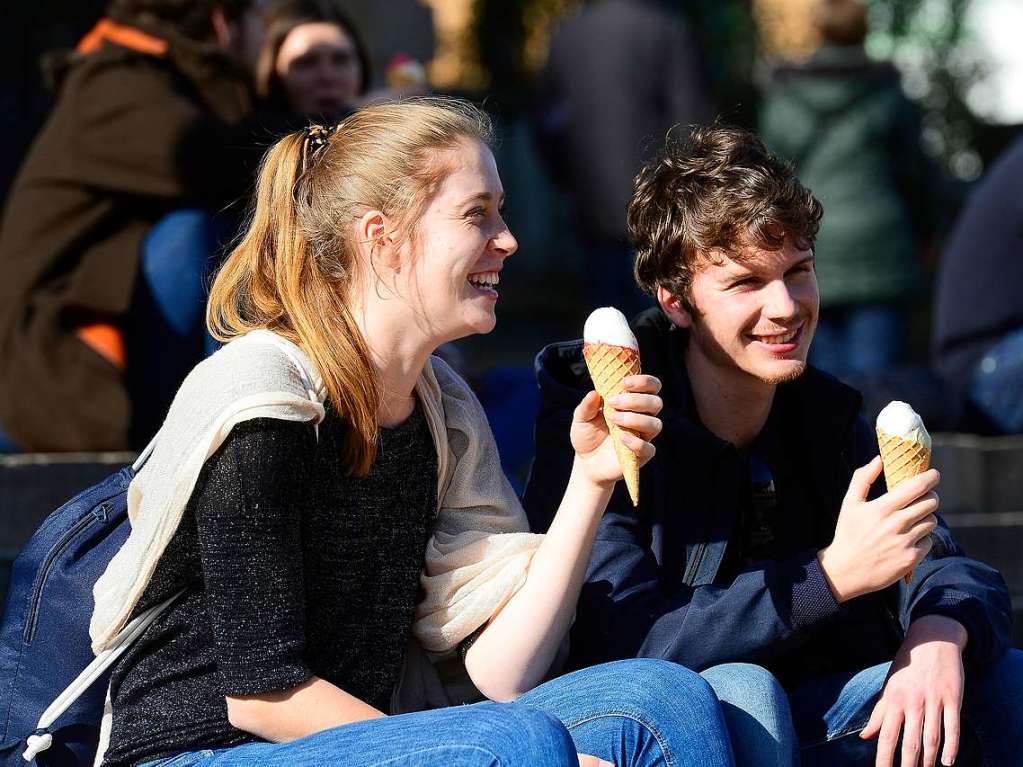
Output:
[466, 207, 486, 218]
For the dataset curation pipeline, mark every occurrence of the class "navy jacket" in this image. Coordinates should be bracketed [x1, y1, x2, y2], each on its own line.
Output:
[524, 309, 1011, 681]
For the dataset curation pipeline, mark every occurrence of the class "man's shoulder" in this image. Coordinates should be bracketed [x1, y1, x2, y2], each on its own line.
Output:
[789, 365, 864, 417]
[535, 308, 675, 404]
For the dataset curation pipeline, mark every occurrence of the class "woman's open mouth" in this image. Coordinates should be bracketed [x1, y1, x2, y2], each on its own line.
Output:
[467, 270, 500, 297]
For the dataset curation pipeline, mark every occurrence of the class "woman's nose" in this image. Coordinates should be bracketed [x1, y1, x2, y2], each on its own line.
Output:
[492, 222, 518, 259]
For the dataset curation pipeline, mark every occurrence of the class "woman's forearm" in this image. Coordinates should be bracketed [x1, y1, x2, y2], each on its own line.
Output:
[226, 676, 385, 742]
[464, 458, 612, 700]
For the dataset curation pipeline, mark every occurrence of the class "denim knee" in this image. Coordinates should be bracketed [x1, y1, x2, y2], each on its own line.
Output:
[701, 663, 797, 767]
[478, 701, 576, 766]
[592, 658, 722, 720]
[701, 663, 789, 716]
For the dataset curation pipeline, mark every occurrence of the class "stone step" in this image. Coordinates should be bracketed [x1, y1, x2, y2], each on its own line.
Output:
[933, 434, 1023, 515]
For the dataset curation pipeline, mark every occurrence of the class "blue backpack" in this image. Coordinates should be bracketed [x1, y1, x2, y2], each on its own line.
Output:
[0, 443, 174, 766]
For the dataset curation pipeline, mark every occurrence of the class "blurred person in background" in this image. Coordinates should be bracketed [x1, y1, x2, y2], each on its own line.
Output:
[759, 0, 939, 377]
[255, 0, 370, 126]
[535, 0, 713, 320]
[932, 135, 1023, 435]
[255, 0, 427, 131]
[0, 0, 267, 453]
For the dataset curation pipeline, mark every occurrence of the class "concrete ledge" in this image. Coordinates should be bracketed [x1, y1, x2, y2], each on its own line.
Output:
[1, 452, 135, 552]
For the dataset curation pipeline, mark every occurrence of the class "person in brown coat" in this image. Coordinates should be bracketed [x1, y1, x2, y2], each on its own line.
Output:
[0, 0, 264, 451]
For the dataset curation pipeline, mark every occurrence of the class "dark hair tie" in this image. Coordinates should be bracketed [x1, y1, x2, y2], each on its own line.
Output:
[303, 123, 336, 166]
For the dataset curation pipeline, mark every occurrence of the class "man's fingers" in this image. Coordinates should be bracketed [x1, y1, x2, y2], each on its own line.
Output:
[883, 469, 941, 512]
[622, 374, 661, 394]
[849, 456, 884, 503]
[577, 754, 613, 767]
[861, 697, 886, 740]
[902, 507, 938, 539]
[912, 535, 937, 572]
[940, 702, 960, 767]
[897, 494, 940, 531]
[922, 702, 942, 767]
[901, 708, 923, 767]
[876, 710, 903, 767]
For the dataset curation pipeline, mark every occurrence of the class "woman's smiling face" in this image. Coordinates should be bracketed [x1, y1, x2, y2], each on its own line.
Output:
[393, 139, 516, 344]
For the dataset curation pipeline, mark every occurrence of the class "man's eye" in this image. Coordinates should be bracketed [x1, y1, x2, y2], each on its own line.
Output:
[466, 207, 486, 218]
[731, 277, 756, 289]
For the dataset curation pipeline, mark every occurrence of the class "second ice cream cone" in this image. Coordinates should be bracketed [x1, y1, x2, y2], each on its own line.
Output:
[583, 342, 641, 506]
[876, 425, 932, 584]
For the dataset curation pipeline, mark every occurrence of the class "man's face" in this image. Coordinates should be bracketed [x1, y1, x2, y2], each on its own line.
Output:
[665, 239, 819, 388]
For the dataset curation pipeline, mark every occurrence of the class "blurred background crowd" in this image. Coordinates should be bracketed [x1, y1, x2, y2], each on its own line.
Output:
[1, 0, 1021, 488]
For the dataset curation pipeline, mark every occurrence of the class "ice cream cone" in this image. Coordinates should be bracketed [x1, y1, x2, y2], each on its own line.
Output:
[583, 342, 641, 506]
[876, 427, 931, 490]
[876, 424, 932, 585]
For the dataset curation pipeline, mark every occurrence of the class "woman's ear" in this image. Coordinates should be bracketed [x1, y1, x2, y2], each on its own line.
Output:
[657, 286, 693, 329]
[355, 209, 401, 270]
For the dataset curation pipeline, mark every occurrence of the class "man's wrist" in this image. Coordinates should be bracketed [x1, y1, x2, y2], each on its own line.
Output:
[817, 546, 853, 603]
[907, 614, 969, 653]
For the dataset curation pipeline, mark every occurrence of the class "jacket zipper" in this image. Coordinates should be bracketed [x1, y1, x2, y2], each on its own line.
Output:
[683, 542, 707, 586]
[23, 502, 111, 644]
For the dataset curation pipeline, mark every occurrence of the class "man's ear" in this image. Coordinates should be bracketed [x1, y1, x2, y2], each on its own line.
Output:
[657, 286, 693, 329]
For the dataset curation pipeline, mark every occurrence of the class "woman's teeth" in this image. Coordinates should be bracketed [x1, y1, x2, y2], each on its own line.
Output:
[468, 271, 499, 290]
[757, 327, 798, 344]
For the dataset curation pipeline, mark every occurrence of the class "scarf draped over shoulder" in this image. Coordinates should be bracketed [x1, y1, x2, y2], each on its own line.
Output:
[89, 330, 542, 661]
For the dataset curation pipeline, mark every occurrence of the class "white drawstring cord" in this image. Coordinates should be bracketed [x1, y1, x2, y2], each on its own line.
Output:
[22, 590, 182, 762]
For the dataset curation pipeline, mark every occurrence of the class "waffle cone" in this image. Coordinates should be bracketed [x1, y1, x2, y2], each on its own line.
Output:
[876, 428, 931, 490]
[877, 427, 932, 584]
[583, 342, 641, 506]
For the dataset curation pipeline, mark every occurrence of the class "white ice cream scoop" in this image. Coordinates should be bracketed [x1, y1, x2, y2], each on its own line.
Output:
[876, 401, 932, 449]
[584, 307, 639, 350]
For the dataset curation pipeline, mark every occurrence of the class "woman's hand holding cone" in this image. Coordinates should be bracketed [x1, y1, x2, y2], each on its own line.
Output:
[570, 374, 662, 492]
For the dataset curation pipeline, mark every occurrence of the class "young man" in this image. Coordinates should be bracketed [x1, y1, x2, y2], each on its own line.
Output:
[523, 125, 1020, 767]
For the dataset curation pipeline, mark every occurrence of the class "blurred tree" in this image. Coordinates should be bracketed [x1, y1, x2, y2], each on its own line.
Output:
[467, 0, 757, 125]
[866, 0, 990, 180]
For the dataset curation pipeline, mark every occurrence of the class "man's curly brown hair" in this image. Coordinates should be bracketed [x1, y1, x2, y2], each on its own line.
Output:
[630, 124, 823, 312]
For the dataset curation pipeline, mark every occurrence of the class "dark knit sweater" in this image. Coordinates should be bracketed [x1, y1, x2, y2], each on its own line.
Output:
[101, 401, 438, 767]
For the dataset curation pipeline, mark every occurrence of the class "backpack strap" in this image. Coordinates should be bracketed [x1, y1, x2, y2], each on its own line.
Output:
[21, 589, 183, 761]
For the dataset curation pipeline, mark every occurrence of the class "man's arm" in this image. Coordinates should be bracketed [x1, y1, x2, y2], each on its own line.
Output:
[524, 381, 843, 670]
[850, 415, 1013, 666]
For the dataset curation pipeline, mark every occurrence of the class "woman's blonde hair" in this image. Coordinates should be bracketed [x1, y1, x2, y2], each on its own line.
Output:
[207, 98, 493, 475]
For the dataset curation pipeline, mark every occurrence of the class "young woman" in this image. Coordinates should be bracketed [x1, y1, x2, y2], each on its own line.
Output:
[89, 99, 736, 767]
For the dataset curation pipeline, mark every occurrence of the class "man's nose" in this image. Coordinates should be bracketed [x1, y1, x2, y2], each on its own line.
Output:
[763, 279, 798, 320]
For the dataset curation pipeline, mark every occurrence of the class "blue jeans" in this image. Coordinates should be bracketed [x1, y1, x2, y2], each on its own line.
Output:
[811, 304, 905, 377]
[140, 659, 735, 766]
[707, 649, 1023, 766]
[703, 663, 797, 767]
[969, 326, 1023, 434]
